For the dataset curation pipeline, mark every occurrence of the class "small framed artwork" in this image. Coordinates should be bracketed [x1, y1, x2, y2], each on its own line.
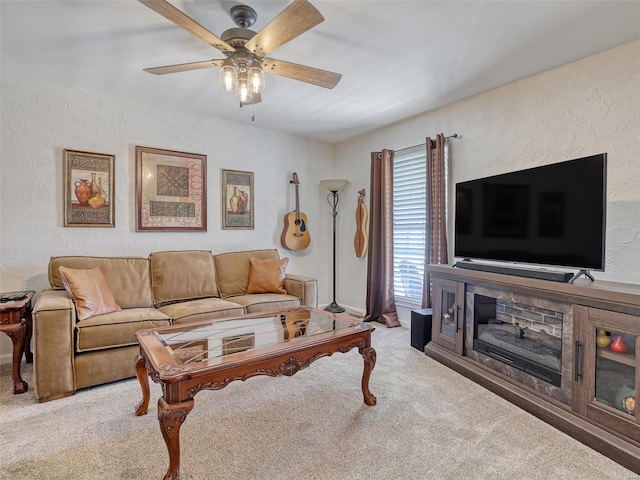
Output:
[222, 169, 254, 229]
[136, 146, 207, 231]
[64, 149, 115, 227]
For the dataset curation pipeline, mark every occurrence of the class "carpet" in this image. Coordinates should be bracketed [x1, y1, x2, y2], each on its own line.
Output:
[0, 326, 634, 479]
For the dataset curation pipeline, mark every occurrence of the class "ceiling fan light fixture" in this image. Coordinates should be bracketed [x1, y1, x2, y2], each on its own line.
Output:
[248, 61, 265, 94]
[220, 58, 237, 92]
[140, 0, 341, 109]
[235, 70, 253, 104]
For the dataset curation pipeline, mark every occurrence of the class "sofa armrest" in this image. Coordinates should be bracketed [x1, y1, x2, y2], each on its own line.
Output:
[32, 289, 76, 402]
[284, 274, 317, 308]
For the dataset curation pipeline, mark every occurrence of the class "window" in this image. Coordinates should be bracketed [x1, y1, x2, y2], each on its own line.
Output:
[393, 147, 426, 306]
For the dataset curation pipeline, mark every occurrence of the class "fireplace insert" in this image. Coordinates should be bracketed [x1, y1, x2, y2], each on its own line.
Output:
[473, 295, 562, 386]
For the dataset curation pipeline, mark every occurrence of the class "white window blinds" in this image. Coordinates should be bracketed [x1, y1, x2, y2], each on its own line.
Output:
[393, 147, 426, 306]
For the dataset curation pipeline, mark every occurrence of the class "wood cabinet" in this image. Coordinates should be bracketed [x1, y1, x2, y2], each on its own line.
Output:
[573, 306, 640, 444]
[424, 264, 640, 473]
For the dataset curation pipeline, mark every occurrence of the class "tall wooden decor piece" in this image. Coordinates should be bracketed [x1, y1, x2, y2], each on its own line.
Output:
[354, 189, 368, 258]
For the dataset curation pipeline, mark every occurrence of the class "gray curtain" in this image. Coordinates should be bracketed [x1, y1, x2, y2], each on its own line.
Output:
[365, 149, 400, 328]
[422, 134, 448, 309]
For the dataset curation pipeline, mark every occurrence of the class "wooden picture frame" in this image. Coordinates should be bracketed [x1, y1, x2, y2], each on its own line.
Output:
[136, 146, 207, 231]
[222, 169, 254, 229]
[64, 149, 115, 227]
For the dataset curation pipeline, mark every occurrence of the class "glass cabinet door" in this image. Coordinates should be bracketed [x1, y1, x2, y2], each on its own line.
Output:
[432, 278, 464, 354]
[574, 306, 640, 441]
[439, 289, 457, 340]
[594, 330, 637, 417]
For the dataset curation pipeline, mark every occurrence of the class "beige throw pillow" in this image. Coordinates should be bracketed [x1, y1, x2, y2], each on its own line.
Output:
[58, 266, 121, 321]
[246, 257, 289, 295]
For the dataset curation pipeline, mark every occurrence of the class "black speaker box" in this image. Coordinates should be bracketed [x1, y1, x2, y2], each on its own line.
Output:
[411, 308, 433, 351]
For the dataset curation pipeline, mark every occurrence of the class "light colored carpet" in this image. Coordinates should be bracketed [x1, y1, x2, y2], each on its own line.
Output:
[0, 326, 634, 479]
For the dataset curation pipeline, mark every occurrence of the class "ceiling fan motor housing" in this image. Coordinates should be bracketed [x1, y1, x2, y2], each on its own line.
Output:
[230, 5, 258, 29]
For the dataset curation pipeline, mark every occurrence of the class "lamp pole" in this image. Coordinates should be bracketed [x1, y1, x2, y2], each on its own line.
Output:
[325, 189, 344, 313]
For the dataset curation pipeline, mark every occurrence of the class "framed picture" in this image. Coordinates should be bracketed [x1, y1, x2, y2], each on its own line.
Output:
[136, 146, 207, 231]
[64, 149, 115, 227]
[222, 169, 254, 229]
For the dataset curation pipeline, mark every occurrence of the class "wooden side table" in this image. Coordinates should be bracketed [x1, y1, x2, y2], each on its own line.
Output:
[0, 290, 35, 394]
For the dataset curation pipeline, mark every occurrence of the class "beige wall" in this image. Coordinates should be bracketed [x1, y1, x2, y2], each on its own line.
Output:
[0, 74, 337, 361]
[1, 40, 638, 358]
[335, 40, 640, 316]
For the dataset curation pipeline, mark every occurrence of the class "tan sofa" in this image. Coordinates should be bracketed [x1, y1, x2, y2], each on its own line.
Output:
[32, 249, 317, 402]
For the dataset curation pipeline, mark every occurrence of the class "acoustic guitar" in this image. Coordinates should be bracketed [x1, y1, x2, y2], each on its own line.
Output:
[281, 173, 311, 250]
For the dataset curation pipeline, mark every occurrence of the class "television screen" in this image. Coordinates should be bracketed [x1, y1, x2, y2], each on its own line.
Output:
[454, 154, 607, 271]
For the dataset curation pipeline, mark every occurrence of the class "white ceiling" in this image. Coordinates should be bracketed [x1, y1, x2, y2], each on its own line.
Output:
[1, 1, 639, 144]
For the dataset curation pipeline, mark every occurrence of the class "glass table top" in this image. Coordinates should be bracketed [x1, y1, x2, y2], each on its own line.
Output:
[154, 307, 364, 365]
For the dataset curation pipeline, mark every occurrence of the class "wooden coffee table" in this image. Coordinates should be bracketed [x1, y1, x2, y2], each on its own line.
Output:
[134, 307, 376, 480]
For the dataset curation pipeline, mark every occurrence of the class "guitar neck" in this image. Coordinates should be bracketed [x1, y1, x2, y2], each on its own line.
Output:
[294, 183, 301, 220]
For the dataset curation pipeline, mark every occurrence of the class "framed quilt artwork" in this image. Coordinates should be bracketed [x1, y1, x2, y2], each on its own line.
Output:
[64, 149, 115, 227]
[136, 146, 207, 231]
[222, 169, 254, 229]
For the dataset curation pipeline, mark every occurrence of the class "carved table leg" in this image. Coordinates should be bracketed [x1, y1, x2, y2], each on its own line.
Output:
[135, 353, 150, 416]
[359, 346, 377, 406]
[23, 303, 33, 363]
[158, 396, 194, 480]
[2, 321, 28, 394]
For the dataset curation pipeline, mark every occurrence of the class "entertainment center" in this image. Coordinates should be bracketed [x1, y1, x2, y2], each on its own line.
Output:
[425, 153, 640, 471]
[425, 265, 640, 471]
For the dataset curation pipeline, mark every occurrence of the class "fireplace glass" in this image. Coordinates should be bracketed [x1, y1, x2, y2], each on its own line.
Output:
[595, 330, 636, 416]
[473, 295, 562, 386]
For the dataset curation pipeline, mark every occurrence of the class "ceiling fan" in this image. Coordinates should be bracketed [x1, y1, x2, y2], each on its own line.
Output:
[138, 0, 342, 106]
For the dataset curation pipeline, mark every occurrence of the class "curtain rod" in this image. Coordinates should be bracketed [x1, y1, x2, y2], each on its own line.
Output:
[395, 134, 459, 153]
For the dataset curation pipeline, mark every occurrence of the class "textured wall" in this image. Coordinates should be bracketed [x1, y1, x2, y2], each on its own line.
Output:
[335, 40, 640, 315]
[1, 40, 639, 360]
[0, 74, 336, 360]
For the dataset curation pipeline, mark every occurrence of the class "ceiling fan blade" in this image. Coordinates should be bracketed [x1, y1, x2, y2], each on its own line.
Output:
[244, 0, 324, 57]
[138, 0, 235, 53]
[263, 58, 342, 89]
[144, 59, 224, 75]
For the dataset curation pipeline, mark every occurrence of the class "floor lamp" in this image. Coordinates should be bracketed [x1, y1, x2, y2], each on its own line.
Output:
[320, 179, 350, 313]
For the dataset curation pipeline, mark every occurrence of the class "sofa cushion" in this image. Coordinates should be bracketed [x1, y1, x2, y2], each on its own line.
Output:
[58, 266, 121, 321]
[158, 298, 246, 325]
[246, 257, 288, 294]
[75, 308, 171, 352]
[49, 256, 153, 309]
[214, 249, 280, 298]
[227, 294, 301, 313]
[150, 250, 219, 306]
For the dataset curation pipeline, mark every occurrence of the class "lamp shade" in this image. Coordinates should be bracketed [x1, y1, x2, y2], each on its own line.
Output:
[320, 179, 349, 193]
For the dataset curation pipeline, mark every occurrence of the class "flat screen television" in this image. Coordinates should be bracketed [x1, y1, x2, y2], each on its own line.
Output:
[454, 153, 607, 271]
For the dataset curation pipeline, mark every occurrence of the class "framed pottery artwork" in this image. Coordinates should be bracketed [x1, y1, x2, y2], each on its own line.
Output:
[222, 169, 254, 229]
[136, 146, 207, 231]
[64, 149, 115, 227]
